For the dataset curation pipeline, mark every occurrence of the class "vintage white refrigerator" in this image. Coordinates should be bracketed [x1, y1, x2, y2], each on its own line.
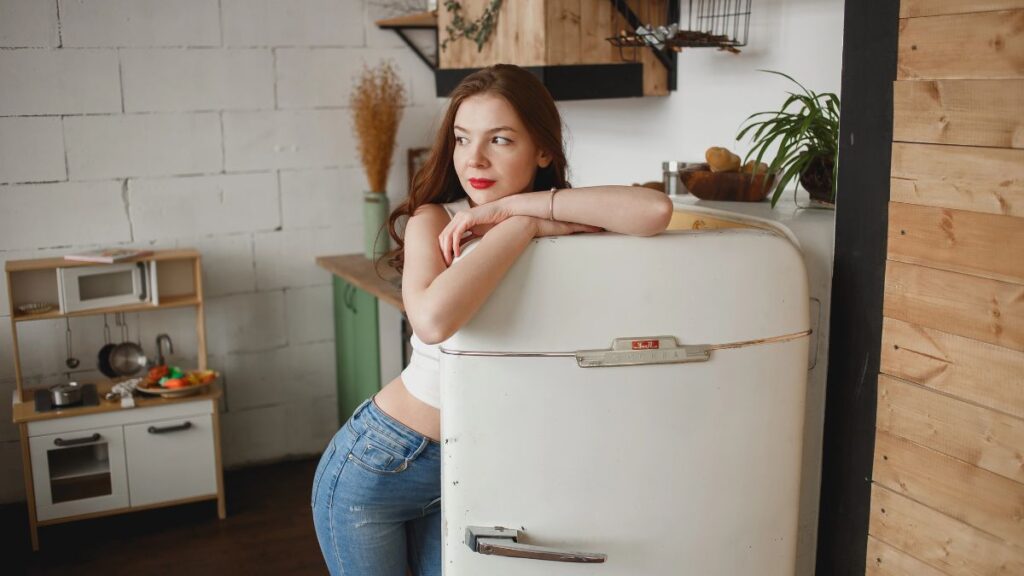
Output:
[439, 206, 811, 575]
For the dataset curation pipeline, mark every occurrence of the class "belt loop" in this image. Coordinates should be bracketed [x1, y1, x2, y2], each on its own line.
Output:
[409, 436, 429, 460]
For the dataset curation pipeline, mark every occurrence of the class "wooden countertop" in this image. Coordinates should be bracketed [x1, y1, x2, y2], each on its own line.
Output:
[316, 254, 404, 311]
[13, 380, 222, 424]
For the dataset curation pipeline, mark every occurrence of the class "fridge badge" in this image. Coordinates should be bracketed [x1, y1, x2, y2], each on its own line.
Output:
[576, 336, 711, 367]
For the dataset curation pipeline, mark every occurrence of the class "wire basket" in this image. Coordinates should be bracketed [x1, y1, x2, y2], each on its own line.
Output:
[607, 0, 751, 57]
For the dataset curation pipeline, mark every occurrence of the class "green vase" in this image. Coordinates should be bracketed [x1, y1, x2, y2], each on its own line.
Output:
[363, 191, 390, 260]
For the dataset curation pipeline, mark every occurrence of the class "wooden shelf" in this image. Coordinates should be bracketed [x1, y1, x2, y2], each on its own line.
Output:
[375, 10, 437, 29]
[316, 254, 404, 311]
[374, 10, 437, 72]
[4, 249, 200, 273]
[12, 380, 223, 424]
[13, 293, 199, 323]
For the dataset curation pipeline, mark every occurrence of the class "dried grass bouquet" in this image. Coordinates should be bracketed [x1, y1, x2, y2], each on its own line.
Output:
[350, 61, 408, 193]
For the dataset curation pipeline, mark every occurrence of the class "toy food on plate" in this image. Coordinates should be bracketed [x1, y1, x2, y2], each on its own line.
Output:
[147, 365, 169, 383]
[143, 366, 218, 389]
[163, 378, 188, 389]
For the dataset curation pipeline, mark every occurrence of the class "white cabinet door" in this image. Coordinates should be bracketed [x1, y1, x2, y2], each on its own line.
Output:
[124, 413, 217, 507]
[29, 425, 129, 522]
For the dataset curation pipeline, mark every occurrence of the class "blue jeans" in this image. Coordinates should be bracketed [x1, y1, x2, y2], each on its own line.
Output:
[311, 396, 442, 576]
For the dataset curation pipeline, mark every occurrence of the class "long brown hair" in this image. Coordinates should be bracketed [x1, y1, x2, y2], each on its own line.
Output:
[382, 64, 570, 274]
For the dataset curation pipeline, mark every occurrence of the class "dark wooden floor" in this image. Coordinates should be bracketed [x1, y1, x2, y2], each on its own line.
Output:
[5, 458, 328, 575]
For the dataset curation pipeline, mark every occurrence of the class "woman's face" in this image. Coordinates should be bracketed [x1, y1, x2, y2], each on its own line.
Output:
[452, 93, 551, 206]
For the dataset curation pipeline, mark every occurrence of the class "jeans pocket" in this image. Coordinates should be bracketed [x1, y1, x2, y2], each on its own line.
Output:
[311, 440, 337, 507]
[348, 426, 413, 475]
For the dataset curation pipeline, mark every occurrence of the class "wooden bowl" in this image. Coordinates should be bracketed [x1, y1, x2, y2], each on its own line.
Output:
[680, 163, 776, 202]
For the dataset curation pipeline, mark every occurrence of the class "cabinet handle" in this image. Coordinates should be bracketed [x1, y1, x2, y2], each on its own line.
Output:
[54, 433, 101, 447]
[343, 283, 357, 313]
[148, 421, 192, 434]
[137, 261, 148, 301]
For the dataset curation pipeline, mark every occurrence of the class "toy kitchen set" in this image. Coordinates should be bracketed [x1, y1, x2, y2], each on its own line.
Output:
[5, 248, 226, 551]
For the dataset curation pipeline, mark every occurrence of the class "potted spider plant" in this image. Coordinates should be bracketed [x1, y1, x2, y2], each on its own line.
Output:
[735, 70, 840, 207]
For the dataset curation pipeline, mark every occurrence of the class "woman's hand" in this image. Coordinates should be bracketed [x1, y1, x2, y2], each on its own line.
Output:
[438, 201, 516, 265]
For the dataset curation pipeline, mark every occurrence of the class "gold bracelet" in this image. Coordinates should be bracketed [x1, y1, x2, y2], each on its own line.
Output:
[549, 187, 558, 220]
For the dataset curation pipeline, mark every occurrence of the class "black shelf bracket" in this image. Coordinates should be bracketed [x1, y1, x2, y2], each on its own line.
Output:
[608, 0, 679, 91]
[377, 13, 439, 72]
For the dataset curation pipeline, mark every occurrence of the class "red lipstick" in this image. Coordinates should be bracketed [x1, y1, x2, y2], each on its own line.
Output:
[469, 178, 495, 189]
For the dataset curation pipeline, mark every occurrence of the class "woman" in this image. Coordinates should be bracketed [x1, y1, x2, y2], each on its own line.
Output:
[311, 63, 672, 575]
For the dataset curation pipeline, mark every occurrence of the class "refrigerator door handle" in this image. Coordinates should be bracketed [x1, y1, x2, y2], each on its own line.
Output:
[465, 525, 607, 563]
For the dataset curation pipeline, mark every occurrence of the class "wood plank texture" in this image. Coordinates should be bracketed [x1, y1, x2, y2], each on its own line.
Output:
[872, 430, 1024, 547]
[892, 80, 1024, 148]
[883, 260, 1024, 352]
[889, 178, 1024, 219]
[866, 535, 950, 576]
[881, 317, 1024, 418]
[605, 0, 668, 96]
[439, 0, 503, 68]
[494, 0, 546, 67]
[579, 0, 614, 64]
[890, 143, 1024, 217]
[869, 484, 1024, 575]
[546, 0, 581, 65]
[901, 0, 1024, 18]
[897, 10, 1024, 80]
[887, 202, 1024, 284]
[877, 374, 1024, 483]
[439, 0, 633, 70]
[876, 4, 1024, 572]
[638, 0, 668, 96]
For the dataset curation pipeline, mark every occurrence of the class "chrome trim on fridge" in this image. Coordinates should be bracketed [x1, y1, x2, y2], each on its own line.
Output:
[439, 329, 812, 368]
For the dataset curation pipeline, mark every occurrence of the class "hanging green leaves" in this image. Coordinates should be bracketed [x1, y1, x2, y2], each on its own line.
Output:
[442, 0, 503, 52]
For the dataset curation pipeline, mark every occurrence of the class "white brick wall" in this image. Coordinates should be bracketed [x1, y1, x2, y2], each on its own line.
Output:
[286, 285, 334, 344]
[0, 0, 59, 48]
[0, 117, 66, 183]
[121, 49, 274, 112]
[223, 109, 354, 171]
[65, 113, 224, 179]
[0, 181, 131, 249]
[0, 0, 444, 502]
[276, 48, 380, 108]
[221, 0, 364, 47]
[129, 173, 280, 240]
[254, 226, 353, 290]
[280, 167, 363, 229]
[0, 49, 121, 115]
[59, 0, 222, 47]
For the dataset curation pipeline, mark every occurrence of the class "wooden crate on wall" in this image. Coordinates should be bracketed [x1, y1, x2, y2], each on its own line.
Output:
[867, 1, 1024, 574]
[437, 0, 668, 96]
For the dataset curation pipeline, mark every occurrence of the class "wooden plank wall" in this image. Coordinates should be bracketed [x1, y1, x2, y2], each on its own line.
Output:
[867, 1, 1024, 574]
[437, 0, 668, 95]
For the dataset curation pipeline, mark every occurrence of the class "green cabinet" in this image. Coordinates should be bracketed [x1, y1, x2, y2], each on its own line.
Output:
[332, 277, 381, 424]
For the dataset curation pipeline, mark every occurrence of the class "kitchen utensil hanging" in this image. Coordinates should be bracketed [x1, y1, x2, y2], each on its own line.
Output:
[109, 312, 148, 376]
[97, 314, 118, 378]
[607, 0, 751, 60]
[64, 317, 80, 369]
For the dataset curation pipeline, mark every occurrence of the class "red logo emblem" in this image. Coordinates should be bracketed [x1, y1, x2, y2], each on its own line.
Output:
[632, 339, 659, 350]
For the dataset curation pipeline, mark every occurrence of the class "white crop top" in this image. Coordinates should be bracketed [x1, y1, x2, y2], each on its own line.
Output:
[400, 198, 471, 409]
